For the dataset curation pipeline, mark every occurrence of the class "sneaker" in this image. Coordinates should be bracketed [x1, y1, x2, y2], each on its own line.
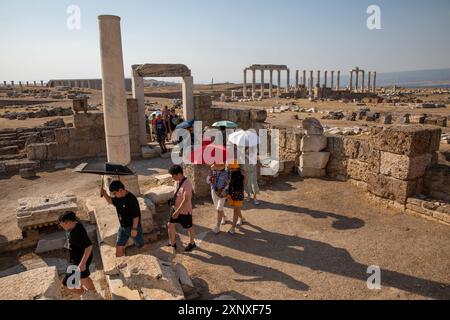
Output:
[228, 227, 235, 235]
[221, 217, 227, 225]
[184, 243, 197, 252]
[212, 226, 220, 234]
[237, 217, 245, 226]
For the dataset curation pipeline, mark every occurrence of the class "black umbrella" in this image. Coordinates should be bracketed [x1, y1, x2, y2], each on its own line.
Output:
[74, 162, 134, 197]
[74, 162, 134, 175]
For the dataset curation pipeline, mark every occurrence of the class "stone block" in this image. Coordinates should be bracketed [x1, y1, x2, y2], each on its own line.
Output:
[144, 185, 175, 205]
[0, 266, 61, 300]
[141, 146, 160, 159]
[301, 135, 327, 152]
[347, 159, 370, 182]
[300, 152, 330, 169]
[27, 143, 48, 160]
[326, 158, 348, 180]
[19, 168, 36, 179]
[380, 152, 432, 180]
[155, 174, 173, 186]
[367, 173, 418, 204]
[302, 117, 323, 135]
[326, 136, 345, 160]
[54, 128, 70, 145]
[35, 224, 97, 254]
[373, 125, 442, 156]
[343, 138, 360, 159]
[137, 197, 154, 234]
[115, 255, 184, 300]
[250, 109, 267, 123]
[297, 166, 326, 178]
[17, 192, 78, 230]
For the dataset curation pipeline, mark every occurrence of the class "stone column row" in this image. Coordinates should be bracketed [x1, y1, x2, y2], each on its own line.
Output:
[244, 68, 291, 98]
[348, 69, 377, 92]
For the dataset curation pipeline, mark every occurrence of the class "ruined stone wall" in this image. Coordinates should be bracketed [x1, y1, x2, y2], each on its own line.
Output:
[26, 99, 141, 162]
[326, 125, 442, 205]
[423, 165, 450, 202]
[193, 95, 268, 131]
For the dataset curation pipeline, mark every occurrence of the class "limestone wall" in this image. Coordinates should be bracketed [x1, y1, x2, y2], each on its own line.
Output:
[26, 99, 141, 162]
[193, 95, 268, 131]
[325, 125, 442, 205]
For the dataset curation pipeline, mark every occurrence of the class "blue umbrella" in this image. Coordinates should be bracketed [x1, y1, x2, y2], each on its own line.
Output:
[176, 119, 195, 129]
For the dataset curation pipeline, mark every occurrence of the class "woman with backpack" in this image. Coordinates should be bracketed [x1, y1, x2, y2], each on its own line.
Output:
[226, 160, 246, 235]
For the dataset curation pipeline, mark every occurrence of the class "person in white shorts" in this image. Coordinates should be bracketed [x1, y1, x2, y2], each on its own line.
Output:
[206, 163, 229, 234]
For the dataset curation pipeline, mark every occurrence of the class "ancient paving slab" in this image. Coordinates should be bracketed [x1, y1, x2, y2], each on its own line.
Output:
[0, 258, 68, 278]
[155, 173, 174, 186]
[0, 266, 61, 300]
[114, 254, 185, 300]
[16, 192, 78, 230]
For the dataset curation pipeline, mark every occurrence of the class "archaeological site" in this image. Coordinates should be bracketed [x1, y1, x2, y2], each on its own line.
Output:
[0, 2, 449, 306]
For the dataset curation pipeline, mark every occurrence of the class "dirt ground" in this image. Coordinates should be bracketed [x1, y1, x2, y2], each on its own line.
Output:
[151, 177, 450, 300]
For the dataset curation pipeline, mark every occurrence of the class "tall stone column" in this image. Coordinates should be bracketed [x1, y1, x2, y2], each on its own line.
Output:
[349, 71, 353, 91]
[324, 71, 328, 88]
[286, 69, 290, 93]
[372, 72, 377, 92]
[309, 71, 313, 90]
[316, 71, 320, 87]
[355, 71, 359, 92]
[251, 69, 256, 98]
[260, 69, 264, 98]
[361, 71, 365, 92]
[99, 14, 140, 195]
[295, 70, 299, 91]
[11, 81, 14, 87]
[303, 70, 306, 87]
[269, 69, 273, 98]
[277, 69, 281, 96]
[243, 69, 247, 98]
[40, 80, 44, 86]
[182, 76, 194, 120]
[131, 70, 147, 146]
[337, 71, 341, 90]
[367, 72, 372, 92]
[330, 71, 334, 90]
[33, 81, 36, 87]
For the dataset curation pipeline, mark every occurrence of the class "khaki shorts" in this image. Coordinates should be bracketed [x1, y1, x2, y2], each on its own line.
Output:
[211, 189, 226, 211]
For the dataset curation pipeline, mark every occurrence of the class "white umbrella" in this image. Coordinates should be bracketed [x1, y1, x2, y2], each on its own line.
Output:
[228, 130, 259, 147]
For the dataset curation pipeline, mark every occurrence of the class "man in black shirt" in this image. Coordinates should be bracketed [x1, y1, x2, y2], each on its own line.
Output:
[101, 180, 146, 257]
[58, 211, 97, 298]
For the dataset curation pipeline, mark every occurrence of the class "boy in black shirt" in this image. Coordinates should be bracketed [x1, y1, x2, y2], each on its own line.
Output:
[59, 211, 97, 298]
[100, 180, 146, 257]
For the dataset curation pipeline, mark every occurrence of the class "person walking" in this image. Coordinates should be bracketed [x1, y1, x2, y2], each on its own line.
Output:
[155, 114, 168, 153]
[100, 181, 147, 257]
[241, 146, 260, 204]
[59, 211, 100, 299]
[207, 163, 229, 234]
[167, 165, 196, 253]
[226, 160, 246, 234]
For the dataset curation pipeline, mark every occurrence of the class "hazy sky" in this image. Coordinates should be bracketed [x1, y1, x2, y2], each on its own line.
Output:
[1, 0, 450, 83]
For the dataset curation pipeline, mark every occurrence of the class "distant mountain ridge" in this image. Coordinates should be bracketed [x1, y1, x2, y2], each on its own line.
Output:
[376, 68, 450, 87]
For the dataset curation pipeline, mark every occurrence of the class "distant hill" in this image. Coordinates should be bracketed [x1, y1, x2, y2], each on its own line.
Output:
[144, 79, 179, 87]
[376, 69, 450, 88]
